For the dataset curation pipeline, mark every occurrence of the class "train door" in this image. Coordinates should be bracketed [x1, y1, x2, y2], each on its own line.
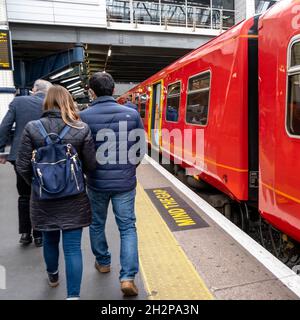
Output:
[150, 82, 162, 147]
[274, 36, 300, 237]
[260, 32, 300, 242]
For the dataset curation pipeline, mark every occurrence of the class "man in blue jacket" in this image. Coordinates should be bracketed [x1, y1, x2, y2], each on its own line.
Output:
[0, 80, 52, 247]
[80, 72, 146, 297]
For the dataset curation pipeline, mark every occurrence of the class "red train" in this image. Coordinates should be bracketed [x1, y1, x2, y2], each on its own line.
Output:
[119, 0, 300, 246]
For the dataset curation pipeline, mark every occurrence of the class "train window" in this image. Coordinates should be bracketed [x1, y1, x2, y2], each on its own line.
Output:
[135, 95, 139, 107]
[166, 82, 181, 122]
[291, 42, 300, 67]
[287, 40, 300, 136]
[287, 74, 300, 135]
[186, 72, 211, 126]
[140, 94, 147, 119]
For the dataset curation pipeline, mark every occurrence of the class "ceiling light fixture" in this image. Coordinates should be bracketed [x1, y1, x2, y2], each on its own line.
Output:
[68, 86, 81, 92]
[67, 80, 82, 89]
[72, 88, 85, 94]
[60, 76, 80, 84]
[49, 67, 74, 80]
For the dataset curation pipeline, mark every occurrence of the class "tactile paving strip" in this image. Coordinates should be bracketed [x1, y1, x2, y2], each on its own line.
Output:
[136, 183, 214, 300]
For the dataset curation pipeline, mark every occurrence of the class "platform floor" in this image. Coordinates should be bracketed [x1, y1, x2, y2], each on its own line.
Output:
[0, 164, 146, 300]
[0, 160, 299, 300]
[137, 162, 299, 300]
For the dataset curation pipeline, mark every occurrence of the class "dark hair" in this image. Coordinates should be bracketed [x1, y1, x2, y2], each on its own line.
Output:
[89, 72, 115, 97]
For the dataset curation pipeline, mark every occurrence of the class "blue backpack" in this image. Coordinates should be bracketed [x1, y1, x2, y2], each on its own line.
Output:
[31, 120, 85, 200]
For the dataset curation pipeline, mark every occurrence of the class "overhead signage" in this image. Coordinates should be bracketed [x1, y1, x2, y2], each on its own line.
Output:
[0, 30, 13, 70]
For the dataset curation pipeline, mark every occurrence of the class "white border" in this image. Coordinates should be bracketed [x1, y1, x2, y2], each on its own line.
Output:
[144, 154, 300, 298]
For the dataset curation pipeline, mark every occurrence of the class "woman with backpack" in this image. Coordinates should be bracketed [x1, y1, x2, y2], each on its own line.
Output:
[16, 85, 96, 300]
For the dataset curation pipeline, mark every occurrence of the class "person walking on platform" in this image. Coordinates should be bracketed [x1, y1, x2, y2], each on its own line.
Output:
[0, 80, 52, 247]
[80, 72, 146, 297]
[124, 97, 138, 111]
[16, 85, 96, 300]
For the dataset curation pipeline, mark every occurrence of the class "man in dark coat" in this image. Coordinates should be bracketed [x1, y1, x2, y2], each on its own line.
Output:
[80, 72, 146, 297]
[0, 79, 52, 246]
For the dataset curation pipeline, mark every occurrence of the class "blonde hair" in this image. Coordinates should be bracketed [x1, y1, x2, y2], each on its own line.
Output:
[44, 85, 83, 129]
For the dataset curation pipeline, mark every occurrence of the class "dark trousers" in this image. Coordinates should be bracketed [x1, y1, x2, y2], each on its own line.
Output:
[13, 164, 42, 238]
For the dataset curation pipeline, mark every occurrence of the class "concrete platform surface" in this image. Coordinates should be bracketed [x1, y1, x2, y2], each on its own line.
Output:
[0, 164, 146, 300]
[137, 162, 299, 300]
[0, 160, 299, 300]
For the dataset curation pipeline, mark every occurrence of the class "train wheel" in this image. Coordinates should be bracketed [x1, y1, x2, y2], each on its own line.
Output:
[162, 162, 175, 174]
[224, 203, 245, 229]
[238, 203, 250, 233]
[292, 265, 300, 275]
[259, 218, 289, 260]
[268, 225, 281, 258]
[289, 252, 300, 265]
[259, 216, 267, 248]
[224, 203, 232, 220]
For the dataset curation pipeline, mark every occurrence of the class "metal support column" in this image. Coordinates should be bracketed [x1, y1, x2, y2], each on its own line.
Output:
[185, 0, 188, 28]
[130, 0, 134, 24]
[210, 0, 213, 29]
[159, 0, 162, 26]
[19, 61, 27, 95]
[246, 0, 256, 18]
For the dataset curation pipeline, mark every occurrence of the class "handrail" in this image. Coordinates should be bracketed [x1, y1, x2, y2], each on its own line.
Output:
[106, 0, 236, 31]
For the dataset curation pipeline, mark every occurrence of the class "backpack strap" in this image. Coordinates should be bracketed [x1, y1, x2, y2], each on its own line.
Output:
[35, 120, 52, 145]
[59, 125, 71, 140]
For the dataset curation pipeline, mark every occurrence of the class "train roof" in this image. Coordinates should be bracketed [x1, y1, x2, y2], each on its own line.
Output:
[128, 16, 255, 94]
[258, 0, 292, 22]
[123, 0, 291, 98]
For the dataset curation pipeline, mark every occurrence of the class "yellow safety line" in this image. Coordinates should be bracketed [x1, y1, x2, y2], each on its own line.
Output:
[136, 183, 214, 300]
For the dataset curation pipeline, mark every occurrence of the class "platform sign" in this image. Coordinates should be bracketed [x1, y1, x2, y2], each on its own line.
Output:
[0, 30, 13, 70]
[146, 187, 209, 231]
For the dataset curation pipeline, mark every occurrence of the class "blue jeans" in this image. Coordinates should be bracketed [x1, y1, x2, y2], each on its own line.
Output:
[42, 228, 83, 298]
[88, 188, 138, 281]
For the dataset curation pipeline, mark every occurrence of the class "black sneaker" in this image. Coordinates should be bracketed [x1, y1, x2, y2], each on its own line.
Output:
[34, 237, 43, 247]
[48, 272, 59, 288]
[19, 233, 32, 245]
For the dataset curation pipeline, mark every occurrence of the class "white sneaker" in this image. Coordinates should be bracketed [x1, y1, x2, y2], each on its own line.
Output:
[66, 297, 80, 300]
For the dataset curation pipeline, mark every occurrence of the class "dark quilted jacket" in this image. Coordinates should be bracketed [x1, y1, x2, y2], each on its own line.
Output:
[80, 96, 146, 193]
[15, 110, 96, 231]
[0, 92, 45, 161]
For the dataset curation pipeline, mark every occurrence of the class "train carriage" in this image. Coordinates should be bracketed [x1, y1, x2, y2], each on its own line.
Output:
[120, 0, 300, 246]
[121, 16, 259, 203]
[259, 0, 300, 242]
